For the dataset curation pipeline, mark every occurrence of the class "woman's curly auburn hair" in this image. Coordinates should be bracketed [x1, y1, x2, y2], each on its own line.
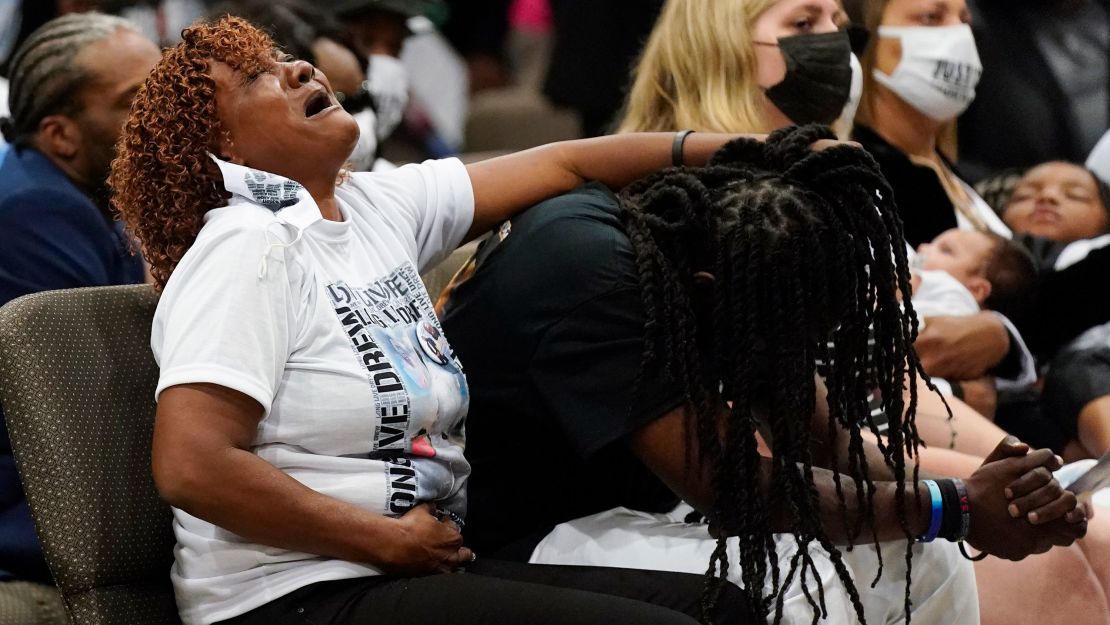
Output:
[109, 16, 277, 290]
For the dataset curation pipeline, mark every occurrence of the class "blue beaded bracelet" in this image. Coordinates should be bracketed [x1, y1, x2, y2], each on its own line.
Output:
[918, 480, 944, 543]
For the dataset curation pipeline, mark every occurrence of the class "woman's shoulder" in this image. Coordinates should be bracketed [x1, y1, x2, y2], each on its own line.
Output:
[504, 184, 627, 267]
[184, 200, 287, 242]
[489, 185, 633, 293]
[339, 158, 470, 206]
[164, 203, 298, 292]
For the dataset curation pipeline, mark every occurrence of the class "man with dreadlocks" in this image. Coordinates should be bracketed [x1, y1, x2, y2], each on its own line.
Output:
[440, 125, 1088, 624]
[0, 12, 159, 621]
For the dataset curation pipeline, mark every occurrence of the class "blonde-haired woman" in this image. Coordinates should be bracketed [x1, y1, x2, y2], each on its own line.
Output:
[617, 0, 859, 136]
[618, 0, 1014, 471]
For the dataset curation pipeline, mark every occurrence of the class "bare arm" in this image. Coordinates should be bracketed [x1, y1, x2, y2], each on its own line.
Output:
[153, 383, 471, 573]
[463, 132, 757, 240]
[627, 403, 1086, 558]
[627, 403, 931, 544]
[808, 376, 1079, 527]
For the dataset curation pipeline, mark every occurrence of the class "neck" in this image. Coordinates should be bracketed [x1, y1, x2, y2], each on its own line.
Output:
[305, 177, 343, 222]
[869, 86, 942, 159]
[37, 148, 96, 194]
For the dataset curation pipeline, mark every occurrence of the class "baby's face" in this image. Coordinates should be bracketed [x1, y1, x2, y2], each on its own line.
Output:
[916, 229, 993, 286]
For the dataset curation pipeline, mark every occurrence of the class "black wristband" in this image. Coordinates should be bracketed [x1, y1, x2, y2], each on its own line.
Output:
[936, 478, 960, 540]
[953, 478, 971, 541]
[672, 129, 694, 167]
[936, 478, 971, 542]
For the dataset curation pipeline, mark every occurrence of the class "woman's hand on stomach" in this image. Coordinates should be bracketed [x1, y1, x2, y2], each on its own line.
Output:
[378, 503, 473, 575]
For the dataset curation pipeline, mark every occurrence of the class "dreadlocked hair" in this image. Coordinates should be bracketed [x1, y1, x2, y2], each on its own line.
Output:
[109, 16, 279, 290]
[619, 124, 928, 625]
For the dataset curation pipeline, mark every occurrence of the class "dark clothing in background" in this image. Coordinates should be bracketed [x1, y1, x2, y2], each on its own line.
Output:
[1043, 324, 1110, 440]
[0, 146, 145, 582]
[853, 125, 960, 247]
[442, 0, 512, 61]
[994, 236, 1110, 451]
[1019, 235, 1110, 361]
[958, 0, 1110, 182]
[544, 0, 664, 136]
[440, 185, 681, 559]
[993, 390, 1071, 454]
[0, 147, 143, 305]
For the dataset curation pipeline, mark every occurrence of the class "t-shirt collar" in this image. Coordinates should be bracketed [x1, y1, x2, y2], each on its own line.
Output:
[209, 154, 324, 232]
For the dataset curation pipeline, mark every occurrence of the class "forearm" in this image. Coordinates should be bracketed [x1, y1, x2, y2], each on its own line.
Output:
[799, 461, 931, 544]
[465, 132, 753, 238]
[153, 385, 404, 567]
[632, 406, 929, 544]
[685, 454, 931, 544]
[158, 445, 402, 567]
[553, 132, 754, 188]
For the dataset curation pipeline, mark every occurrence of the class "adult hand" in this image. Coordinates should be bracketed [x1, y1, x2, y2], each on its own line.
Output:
[983, 437, 1084, 525]
[965, 439, 1086, 560]
[916, 313, 1009, 380]
[378, 503, 473, 575]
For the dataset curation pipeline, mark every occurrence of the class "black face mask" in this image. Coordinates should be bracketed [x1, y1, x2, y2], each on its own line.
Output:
[762, 31, 853, 126]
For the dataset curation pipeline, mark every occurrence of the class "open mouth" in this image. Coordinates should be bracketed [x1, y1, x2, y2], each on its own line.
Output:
[304, 90, 334, 118]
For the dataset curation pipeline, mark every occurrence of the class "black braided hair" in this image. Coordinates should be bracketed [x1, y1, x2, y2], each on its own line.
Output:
[618, 124, 928, 625]
[4, 13, 135, 146]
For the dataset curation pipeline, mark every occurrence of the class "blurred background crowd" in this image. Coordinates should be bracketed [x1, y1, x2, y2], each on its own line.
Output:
[1, 0, 1110, 623]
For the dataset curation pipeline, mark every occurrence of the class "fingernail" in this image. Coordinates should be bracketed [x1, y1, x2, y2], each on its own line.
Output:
[1055, 455, 1064, 465]
[1028, 512, 1039, 524]
[1004, 488, 1014, 499]
[1009, 504, 1020, 518]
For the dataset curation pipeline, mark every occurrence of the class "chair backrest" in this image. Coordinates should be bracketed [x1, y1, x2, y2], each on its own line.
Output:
[0, 285, 181, 625]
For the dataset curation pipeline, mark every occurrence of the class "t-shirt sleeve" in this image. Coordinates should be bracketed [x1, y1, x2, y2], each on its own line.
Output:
[527, 284, 686, 459]
[350, 157, 474, 273]
[152, 219, 297, 415]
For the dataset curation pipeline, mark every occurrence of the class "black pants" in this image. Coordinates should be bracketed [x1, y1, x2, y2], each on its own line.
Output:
[217, 559, 754, 625]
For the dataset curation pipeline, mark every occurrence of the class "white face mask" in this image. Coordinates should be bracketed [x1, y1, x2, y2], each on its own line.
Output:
[348, 108, 379, 171]
[366, 54, 409, 141]
[834, 53, 864, 133]
[872, 24, 983, 122]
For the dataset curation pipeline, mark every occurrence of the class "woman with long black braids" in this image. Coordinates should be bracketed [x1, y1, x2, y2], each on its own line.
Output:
[441, 125, 1088, 624]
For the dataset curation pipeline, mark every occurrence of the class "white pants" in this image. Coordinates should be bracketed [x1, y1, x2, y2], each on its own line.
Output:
[530, 506, 979, 625]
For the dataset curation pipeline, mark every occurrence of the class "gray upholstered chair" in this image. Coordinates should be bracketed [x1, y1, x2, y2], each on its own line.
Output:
[0, 285, 181, 625]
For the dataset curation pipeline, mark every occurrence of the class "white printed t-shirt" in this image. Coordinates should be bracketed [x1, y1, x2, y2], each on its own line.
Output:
[151, 157, 474, 625]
